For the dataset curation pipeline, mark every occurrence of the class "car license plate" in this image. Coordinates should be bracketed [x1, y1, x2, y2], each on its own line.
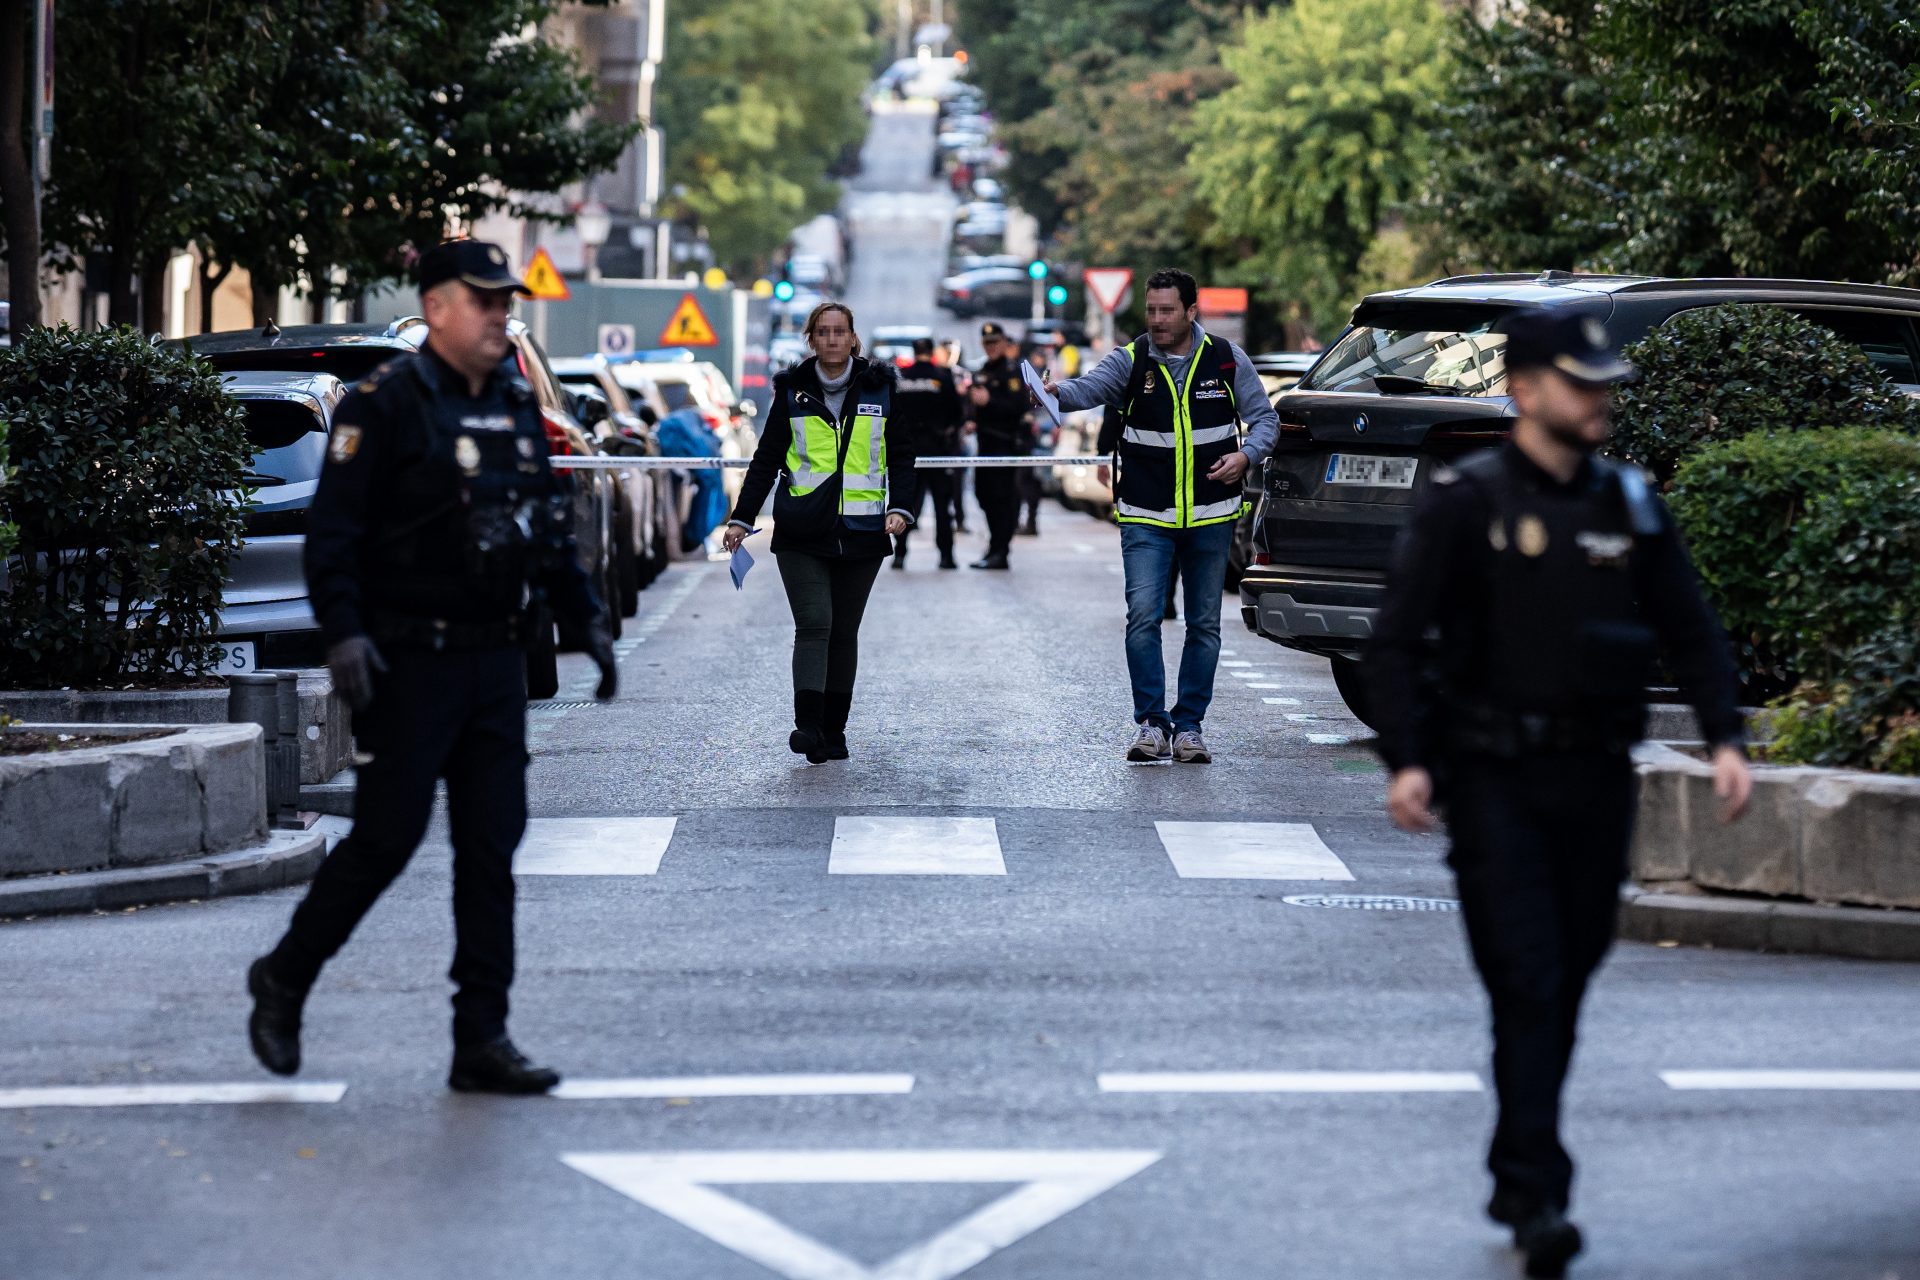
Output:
[205, 641, 258, 676]
[1325, 453, 1418, 488]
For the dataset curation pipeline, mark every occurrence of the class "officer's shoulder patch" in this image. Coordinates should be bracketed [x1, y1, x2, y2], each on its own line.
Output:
[327, 424, 364, 464]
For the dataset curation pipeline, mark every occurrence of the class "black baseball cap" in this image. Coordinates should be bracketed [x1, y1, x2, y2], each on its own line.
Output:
[911, 337, 935, 356]
[1496, 307, 1634, 386]
[417, 239, 531, 295]
[980, 322, 1008, 341]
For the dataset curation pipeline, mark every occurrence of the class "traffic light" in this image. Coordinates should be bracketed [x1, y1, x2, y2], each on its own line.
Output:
[1047, 284, 1068, 307]
[773, 280, 795, 302]
[1027, 259, 1048, 281]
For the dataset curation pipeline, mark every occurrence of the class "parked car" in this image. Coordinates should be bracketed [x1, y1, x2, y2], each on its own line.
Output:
[938, 266, 1032, 318]
[870, 324, 936, 367]
[550, 354, 681, 605]
[174, 318, 625, 697]
[639, 359, 760, 499]
[1238, 271, 1920, 727]
[1250, 351, 1321, 399]
[1223, 352, 1327, 593]
[1049, 406, 1112, 518]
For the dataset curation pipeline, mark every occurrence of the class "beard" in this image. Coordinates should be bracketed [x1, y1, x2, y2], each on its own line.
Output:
[1542, 413, 1607, 456]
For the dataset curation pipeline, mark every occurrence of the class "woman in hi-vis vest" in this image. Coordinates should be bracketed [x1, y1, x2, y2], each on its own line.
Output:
[723, 302, 915, 762]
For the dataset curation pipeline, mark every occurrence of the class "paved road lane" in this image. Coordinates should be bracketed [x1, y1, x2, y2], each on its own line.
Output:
[3, 100, 1918, 1280]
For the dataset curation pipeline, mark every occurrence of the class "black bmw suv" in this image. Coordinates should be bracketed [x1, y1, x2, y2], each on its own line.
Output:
[1238, 272, 1920, 726]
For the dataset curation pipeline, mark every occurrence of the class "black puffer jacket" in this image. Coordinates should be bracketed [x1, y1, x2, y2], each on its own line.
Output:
[730, 356, 917, 559]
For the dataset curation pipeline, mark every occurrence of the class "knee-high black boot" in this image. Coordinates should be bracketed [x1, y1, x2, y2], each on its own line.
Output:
[790, 690, 828, 764]
[821, 690, 852, 761]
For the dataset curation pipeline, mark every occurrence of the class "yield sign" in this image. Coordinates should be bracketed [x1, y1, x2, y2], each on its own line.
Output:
[522, 248, 571, 301]
[1082, 268, 1133, 314]
[659, 293, 720, 347]
[562, 1148, 1161, 1280]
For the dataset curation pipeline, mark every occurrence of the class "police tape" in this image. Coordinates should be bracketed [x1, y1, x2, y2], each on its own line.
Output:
[549, 455, 1109, 470]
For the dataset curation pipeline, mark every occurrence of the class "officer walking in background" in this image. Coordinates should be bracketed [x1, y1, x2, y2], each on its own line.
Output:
[1366, 308, 1754, 1277]
[891, 336, 964, 570]
[245, 240, 618, 1096]
[966, 321, 1030, 570]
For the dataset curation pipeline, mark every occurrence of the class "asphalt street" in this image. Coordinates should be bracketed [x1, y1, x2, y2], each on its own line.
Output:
[3, 103, 1918, 1280]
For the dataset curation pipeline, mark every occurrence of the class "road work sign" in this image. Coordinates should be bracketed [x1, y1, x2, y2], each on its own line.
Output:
[522, 248, 571, 301]
[659, 293, 719, 347]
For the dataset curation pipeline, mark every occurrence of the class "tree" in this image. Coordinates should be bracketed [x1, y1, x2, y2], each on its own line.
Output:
[654, 0, 875, 276]
[0, 0, 43, 330]
[1190, 0, 1451, 334]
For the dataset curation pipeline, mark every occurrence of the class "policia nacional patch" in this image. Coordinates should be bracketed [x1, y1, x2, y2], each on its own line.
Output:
[328, 425, 363, 464]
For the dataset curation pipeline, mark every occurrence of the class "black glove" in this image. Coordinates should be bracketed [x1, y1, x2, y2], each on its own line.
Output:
[326, 635, 388, 712]
[587, 618, 618, 701]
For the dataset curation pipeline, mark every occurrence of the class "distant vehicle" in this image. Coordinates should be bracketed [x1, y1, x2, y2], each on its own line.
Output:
[769, 336, 810, 371]
[938, 266, 1032, 318]
[1239, 271, 1920, 727]
[549, 354, 681, 604]
[640, 361, 759, 501]
[1250, 351, 1321, 399]
[1021, 318, 1091, 349]
[1051, 407, 1112, 519]
[949, 220, 1007, 255]
[947, 252, 1027, 277]
[970, 177, 1004, 202]
[787, 253, 836, 291]
[869, 324, 937, 368]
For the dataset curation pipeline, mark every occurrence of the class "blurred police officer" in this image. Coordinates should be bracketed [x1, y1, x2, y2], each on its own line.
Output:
[245, 240, 617, 1095]
[892, 336, 963, 570]
[1366, 307, 1753, 1277]
[966, 321, 1029, 569]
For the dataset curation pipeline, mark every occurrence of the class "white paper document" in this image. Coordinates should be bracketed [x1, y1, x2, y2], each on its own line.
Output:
[1021, 359, 1062, 428]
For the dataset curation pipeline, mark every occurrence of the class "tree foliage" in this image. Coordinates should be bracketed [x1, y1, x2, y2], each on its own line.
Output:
[654, 0, 875, 276]
[1189, 0, 1450, 335]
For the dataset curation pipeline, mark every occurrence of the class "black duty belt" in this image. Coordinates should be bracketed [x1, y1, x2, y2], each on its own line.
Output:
[368, 610, 528, 652]
[1445, 702, 1646, 757]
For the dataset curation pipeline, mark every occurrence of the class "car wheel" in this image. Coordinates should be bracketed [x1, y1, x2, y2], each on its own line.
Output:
[1225, 508, 1256, 594]
[1330, 658, 1381, 733]
[526, 624, 559, 700]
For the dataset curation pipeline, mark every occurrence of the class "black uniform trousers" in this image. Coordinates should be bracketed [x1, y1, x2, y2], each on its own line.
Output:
[1444, 749, 1636, 1213]
[268, 644, 529, 1050]
[897, 467, 956, 560]
[974, 463, 1020, 558]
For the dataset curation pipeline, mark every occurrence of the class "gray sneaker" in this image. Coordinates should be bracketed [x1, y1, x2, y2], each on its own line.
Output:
[1126, 723, 1172, 762]
[1171, 729, 1212, 763]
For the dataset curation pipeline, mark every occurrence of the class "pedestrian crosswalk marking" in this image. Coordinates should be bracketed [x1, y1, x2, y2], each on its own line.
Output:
[517, 817, 678, 875]
[0, 1083, 347, 1108]
[1306, 733, 1352, 746]
[1661, 1070, 1920, 1091]
[1220, 660, 1253, 668]
[561, 1148, 1161, 1280]
[553, 1074, 915, 1100]
[1098, 1071, 1482, 1094]
[1155, 821, 1354, 881]
[830, 816, 1005, 876]
[1262, 697, 1302, 706]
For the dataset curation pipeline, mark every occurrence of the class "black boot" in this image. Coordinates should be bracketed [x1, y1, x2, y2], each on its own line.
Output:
[448, 1036, 561, 1095]
[939, 552, 958, 569]
[821, 690, 852, 760]
[790, 690, 829, 764]
[1514, 1209, 1583, 1278]
[246, 956, 306, 1077]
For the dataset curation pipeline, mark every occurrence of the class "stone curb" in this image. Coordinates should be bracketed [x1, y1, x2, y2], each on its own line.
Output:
[0, 829, 327, 920]
[1620, 885, 1920, 963]
[300, 767, 356, 818]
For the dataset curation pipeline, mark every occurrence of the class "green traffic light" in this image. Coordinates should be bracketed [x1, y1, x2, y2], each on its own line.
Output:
[1047, 284, 1068, 306]
[773, 280, 795, 301]
[1027, 259, 1048, 281]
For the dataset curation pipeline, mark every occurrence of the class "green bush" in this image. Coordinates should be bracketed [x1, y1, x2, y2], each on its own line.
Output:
[1669, 429, 1920, 688]
[0, 415, 16, 561]
[1609, 305, 1920, 484]
[0, 325, 252, 686]
[1768, 628, 1920, 776]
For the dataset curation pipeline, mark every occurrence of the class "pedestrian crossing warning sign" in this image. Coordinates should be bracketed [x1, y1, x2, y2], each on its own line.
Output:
[522, 248, 571, 301]
[659, 293, 719, 347]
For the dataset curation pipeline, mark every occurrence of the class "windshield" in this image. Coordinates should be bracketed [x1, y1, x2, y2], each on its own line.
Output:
[1304, 307, 1511, 396]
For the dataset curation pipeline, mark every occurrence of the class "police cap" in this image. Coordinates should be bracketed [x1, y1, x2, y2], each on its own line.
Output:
[1496, 307, 1634, 387]
[418, 240, 531, 295]
[980, 322, 1007, 341]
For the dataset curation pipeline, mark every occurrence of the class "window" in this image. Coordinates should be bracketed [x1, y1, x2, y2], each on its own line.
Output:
[1303, 305, 1512, 396]
[1792, 309, 1920, 386]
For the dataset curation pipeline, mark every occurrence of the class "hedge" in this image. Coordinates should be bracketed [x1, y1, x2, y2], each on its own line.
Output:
[0, 325, 252, 686]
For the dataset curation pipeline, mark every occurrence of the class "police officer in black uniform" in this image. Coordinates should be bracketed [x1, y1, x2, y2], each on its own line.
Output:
[966, 321, 1031, 569]
[891, 337, 964, 570]
[245, 240, 617, 1095]
[1366, 307, 1754, 1278]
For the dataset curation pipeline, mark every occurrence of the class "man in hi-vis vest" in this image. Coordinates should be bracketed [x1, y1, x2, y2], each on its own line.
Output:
[1044, 268, 1278, 763]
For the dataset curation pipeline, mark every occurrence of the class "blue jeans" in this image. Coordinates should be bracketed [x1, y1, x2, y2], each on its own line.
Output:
[1120, 520, 1235, 733]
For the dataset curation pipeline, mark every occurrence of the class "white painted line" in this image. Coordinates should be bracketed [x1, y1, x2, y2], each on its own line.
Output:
[553, 1074, 915, 1100]
[1229, 671, 1272, 680]
[830, 816, 1004, 876]
[562, 1148, 1161, 1280]
[1661, 1070, 1920, 1091]
[0, 1082, 348, 1108]
[1306, 733, 1352, 745]
[1262, 697, 1302, 706]
[1219, 649, 1237, 656]
[1155, 821, 1354, 881]
[1283, 713, 1319, 722]
[517, 816, 678, 876]
[1219, 660, 1253, 668]
[1099, 1071, 1482, 1094]
[1245, 683, 1296, 690]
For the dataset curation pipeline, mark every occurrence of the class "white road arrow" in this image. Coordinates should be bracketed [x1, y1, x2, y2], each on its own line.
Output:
[561, 1148, 1162, 1280]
